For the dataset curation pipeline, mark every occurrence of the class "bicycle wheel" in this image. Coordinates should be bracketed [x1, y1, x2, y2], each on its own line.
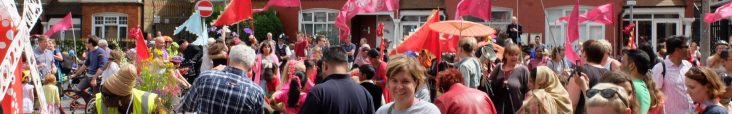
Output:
[86, 98, 96, 114]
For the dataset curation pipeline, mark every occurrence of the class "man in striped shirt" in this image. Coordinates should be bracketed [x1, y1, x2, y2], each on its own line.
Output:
[651, 36, 693, 113]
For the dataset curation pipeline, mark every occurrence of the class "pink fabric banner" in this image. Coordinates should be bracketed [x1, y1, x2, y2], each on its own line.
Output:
[454, 0, 492, 21]
[565, 0, 580, 65]
[44, 12, 73, 36]
[253, 0, 301, 13]
[557, 3, 614, 25]
[335, 0, 399, 40]
[705, 1, 732, 23]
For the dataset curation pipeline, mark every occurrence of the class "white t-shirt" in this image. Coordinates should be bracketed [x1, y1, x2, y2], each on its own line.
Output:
[100, 62, 120, 85]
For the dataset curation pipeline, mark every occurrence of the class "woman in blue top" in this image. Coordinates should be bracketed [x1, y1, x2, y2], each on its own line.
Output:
[685, 67, 728, 114]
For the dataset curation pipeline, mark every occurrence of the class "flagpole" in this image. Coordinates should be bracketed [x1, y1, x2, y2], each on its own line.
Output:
[72, 25, 77, 51]
[539, 0, 557, 46]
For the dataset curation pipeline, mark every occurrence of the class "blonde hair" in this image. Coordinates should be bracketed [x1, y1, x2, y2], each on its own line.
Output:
[587, 83, 630, 113]
[597, 39, 613, 54]
[505, 43, 522, 56]
[386, 55, 426, 91]
[458, 37, 478, 53]
[282, 60, 306, 84]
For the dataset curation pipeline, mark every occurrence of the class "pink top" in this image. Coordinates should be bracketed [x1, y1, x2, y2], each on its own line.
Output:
[274, 91, 307, 114]
[274, 76, 308, 114]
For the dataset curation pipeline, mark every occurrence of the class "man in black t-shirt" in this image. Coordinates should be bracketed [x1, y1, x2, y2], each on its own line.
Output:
[299, 47, 375, 114]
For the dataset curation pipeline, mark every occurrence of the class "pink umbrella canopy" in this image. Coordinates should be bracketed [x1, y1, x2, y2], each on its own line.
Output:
[428, 20, 496, 37]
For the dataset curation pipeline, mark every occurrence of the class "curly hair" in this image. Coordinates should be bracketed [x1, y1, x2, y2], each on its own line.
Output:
[436, 68, 463, 93]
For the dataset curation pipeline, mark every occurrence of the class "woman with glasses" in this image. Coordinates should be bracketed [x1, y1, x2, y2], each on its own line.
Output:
[685, 67, 728, 114]
[586, 83, 632, 114]
[516, 66, 571, 114]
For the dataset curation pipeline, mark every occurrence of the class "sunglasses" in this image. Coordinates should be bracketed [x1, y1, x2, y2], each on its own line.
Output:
[586, 89, 628, 107]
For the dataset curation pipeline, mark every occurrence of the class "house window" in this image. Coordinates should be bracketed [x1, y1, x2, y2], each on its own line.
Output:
[462, 9, 513, 32]
[46, 18, 81, 42]
[546, 7, 605, 47]
[400, 10, 446, 40]
[92, 13, 128, 40]
[401, 15, 429, 37]
[301, 9, 339, 43]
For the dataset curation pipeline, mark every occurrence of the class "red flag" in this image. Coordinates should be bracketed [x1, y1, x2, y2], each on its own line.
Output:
[565, 0, 580, 65]
[130, 27, 149, 60]
[705, 1, 732, 23]
[557, 3, 614, 25]
[335, 0, 399, 40]
[44, 12, 73, 36]
[212, 0, 253, 26]
[392, 10, 441, 60]
[439, 34, 459, 53]
[454, 0, 492, 21]
[624, 23, 636, 48]
[253, 0, 301, 13]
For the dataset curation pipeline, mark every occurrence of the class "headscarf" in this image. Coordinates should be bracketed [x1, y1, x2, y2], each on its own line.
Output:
[103, 64, 137, 96]
[354, 44, 372, 66]
[518, 66, 572, 114]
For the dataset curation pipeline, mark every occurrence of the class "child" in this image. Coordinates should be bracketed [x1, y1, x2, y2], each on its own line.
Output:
[272, 71, 308, 114]
[358, 65, 384, 109]
[22, 71, 34, 114]
[43, 74, 61, 114]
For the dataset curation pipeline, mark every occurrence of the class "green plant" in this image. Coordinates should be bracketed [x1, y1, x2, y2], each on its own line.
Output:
[252, 9, 284, 41]
[56, 39, 86, 52]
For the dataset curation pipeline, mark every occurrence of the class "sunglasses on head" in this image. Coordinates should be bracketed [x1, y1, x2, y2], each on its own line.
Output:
[586, 88, 628, 107]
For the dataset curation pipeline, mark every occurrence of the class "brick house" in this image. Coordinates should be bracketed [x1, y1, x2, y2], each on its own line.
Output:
[40, 0, 143, 42]
[254, 0, 694, 52]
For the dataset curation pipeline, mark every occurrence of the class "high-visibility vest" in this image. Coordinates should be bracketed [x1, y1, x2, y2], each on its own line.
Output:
[95, 89, 158, 114]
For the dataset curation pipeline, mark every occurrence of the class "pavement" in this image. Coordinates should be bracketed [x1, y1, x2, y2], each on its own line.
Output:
[60, 96, 88, 114]
[58, 79, 90, 114]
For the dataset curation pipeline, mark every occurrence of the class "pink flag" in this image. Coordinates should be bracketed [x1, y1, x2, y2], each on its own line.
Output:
[705, 1, 732, 23]
[557, 3, 614, 25]
[253, 0, 301, 13]
[454, 0, 492, 21]
[335, 0, 399, 40]
[44, 12, 73, 36]
[565, 0, 580, 65]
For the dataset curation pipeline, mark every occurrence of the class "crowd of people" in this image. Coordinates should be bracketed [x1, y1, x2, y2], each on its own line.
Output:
[18, 24, 732, 114]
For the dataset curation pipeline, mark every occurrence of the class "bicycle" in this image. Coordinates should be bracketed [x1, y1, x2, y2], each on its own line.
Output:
[62, 69, 99, 114]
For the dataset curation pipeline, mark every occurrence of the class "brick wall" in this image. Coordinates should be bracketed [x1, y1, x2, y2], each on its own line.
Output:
[143, 0, 194, 35]
[254, 0, 346, 42]
[81, 3, 142, 38]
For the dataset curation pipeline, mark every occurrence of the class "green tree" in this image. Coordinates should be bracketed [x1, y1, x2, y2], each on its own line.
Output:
[252, 10, 284, 42]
